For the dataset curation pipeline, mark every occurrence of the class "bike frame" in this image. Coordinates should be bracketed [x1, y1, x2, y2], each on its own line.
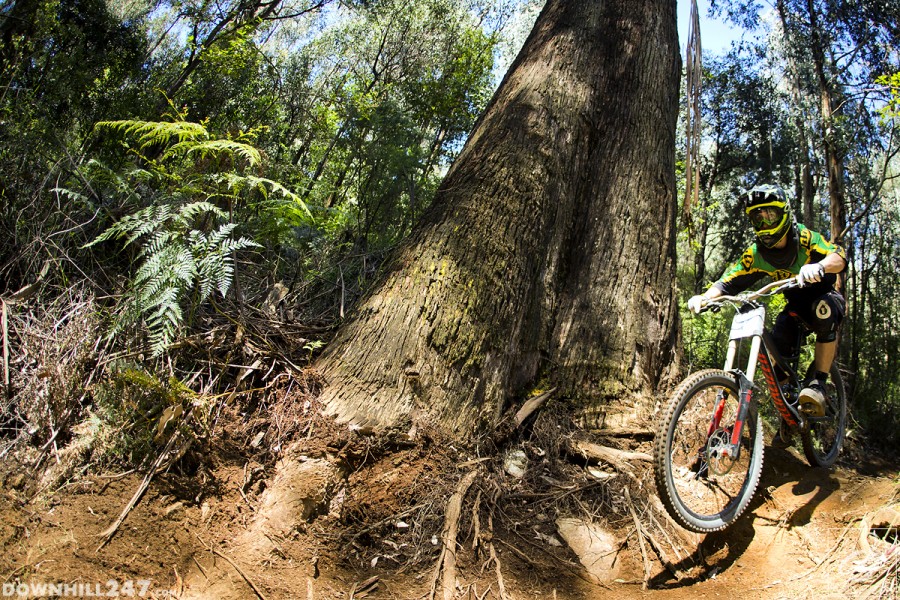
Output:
[705, 278, 809, 462]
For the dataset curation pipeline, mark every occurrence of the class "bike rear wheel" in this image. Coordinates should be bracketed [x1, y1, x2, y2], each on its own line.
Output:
[800, 363, 847, 468]
[654, 369, 765, 533]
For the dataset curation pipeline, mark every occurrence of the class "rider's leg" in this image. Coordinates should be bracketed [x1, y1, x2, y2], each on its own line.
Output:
[814, 339, 837, 375]
[798, 291, 846, 417]
[771, 310, 802, 383]
[771, 309, 801, 448]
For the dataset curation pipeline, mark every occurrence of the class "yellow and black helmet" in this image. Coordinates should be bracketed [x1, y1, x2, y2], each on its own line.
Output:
[745, 184, 791, 248]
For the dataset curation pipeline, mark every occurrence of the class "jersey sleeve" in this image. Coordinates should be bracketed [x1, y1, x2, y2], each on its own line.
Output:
[711, 246, 769, 296]
[801, 226, 847, 268]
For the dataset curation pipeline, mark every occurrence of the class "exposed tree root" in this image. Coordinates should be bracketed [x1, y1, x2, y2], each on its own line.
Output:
[429, 470, 479, 600]
[624, 487, 651, 589]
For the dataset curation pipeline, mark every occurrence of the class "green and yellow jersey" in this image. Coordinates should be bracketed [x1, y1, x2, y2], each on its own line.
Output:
[712, 224, 847, 298]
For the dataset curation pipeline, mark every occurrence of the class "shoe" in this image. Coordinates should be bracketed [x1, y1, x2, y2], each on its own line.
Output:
[798, 380, 826, 417]
[771, 420, 793, 449]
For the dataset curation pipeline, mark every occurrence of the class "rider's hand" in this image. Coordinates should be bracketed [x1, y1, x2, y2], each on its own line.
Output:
[687, 295, 707, 315]
[798, 262, 825, 285]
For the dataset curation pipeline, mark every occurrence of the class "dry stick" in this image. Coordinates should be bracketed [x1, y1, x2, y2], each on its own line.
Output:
[486, 512, 512, 600]
[96, 411, 193, 551]
[441, 470, 479, 600]
[567, 439, 653, 465]
[471, 489, 482, 553]
[617, 487, 683, 580]
[488, 541, 510, 600]
[1, 279, 43, 402]
[640, 515, 683, 580]
[429, 470, 479, 600]
[348, 576, 379, 599]
[1, 299, 9, 402]
[624, 487, 652, 591]
[195, 534, 269, 600]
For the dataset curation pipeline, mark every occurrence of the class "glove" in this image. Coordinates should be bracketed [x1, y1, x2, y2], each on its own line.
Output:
[798, 263, 825, 285]
[687, 295, 707, 315]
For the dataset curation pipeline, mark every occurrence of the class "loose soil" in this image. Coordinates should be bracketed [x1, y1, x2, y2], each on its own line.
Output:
[1, 402, 897, 600]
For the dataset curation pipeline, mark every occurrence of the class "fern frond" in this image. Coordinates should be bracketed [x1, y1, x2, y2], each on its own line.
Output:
[144, 288, 183, 357]
[216, 260, 234, 296]
[179, 201, 227, 222]
[141, 230, 177, 258]
[52, 187, 89, 203]
[206, 223, 238, 246]
[164, 139, 261, 168]
[97, 120, 209, 149]
[221, 236, 260, 253]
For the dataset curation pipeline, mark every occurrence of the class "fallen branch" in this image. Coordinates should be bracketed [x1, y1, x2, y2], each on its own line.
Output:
[96, 410, 193, 551]
[565, 438, 652, 481]
[488, 542, 511, 600]
[429, 470, 479, 600]
[514, 387, 557, 427]
[196, 534, 269, 600]
[568, 439, 652, 465]
[348, 576, 379, 599]
[592, 427, 655, 439]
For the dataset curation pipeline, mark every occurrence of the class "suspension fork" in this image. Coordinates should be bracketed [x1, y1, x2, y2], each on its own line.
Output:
[714, 334, 762, 460]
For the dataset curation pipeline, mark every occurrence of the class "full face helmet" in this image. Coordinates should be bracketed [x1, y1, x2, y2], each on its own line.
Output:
[745, 184, 791, 248]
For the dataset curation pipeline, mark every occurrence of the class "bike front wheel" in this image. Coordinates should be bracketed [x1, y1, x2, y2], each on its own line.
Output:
[654, 369, 765, 533]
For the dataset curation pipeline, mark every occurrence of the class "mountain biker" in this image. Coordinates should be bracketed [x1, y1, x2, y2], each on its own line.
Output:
[686, 184, 847, 444]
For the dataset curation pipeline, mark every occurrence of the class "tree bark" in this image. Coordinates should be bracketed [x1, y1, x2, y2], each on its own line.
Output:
[316, 0, 681, 434]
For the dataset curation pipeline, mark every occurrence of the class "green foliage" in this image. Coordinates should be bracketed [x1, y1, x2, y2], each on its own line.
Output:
[80, 117, 312, 355]
[876, 72, 900, 118]
[89, 201, 258, 354]
[89, 365, 196, 467]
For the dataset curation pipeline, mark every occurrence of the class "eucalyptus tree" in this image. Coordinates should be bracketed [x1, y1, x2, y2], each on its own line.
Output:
[314, 0, 681, 433]
[688, 48, 795, 294]
[270, 0, 503, 251]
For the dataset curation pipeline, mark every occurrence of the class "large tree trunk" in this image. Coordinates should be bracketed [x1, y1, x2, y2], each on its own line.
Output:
[317, 0, 681, 434]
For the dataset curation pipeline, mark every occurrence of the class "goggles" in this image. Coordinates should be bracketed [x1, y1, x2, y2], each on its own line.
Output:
[747, 204, 785, 231]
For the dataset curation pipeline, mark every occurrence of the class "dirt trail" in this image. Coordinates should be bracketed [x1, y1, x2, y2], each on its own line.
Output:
[1, 431, 896, 600]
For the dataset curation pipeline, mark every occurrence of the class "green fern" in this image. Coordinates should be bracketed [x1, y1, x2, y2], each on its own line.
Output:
[98, 204, 259, 356]
[80, 117, 279, 355]
[96, 120, 209, 148]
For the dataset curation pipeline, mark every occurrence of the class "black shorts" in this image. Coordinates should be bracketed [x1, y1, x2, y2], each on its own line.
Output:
[772, 289, 845, 356]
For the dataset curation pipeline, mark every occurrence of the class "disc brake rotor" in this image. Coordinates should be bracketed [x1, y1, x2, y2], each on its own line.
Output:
[706, 429, 736, 475]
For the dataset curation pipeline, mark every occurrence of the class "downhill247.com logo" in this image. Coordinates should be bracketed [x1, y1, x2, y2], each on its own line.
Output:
[2, 580, 152, 598]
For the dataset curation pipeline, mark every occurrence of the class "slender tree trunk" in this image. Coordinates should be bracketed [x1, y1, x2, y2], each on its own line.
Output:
[316, 0, 681, 433]
[805, 0, 847, 245]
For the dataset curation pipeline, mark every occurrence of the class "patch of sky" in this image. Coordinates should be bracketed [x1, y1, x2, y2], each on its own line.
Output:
[677, 0, 746, 55]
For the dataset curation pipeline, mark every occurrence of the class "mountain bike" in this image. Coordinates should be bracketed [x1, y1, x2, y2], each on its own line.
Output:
[653, 277, 848, 533]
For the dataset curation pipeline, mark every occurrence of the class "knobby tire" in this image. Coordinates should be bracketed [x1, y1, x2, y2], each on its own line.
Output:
[653, 369, 765, 533]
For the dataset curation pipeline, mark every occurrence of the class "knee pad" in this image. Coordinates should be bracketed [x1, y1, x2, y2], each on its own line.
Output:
[810, 293, 845, 343]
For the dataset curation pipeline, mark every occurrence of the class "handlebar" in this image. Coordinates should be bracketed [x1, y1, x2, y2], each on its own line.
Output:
[698, 276, 802, 313]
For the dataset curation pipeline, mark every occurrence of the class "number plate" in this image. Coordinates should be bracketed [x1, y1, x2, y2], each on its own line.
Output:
[729, 307, 765, 340]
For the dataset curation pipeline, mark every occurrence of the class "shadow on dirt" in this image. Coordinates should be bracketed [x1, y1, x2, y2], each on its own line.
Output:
[650, 444, 842, 589]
